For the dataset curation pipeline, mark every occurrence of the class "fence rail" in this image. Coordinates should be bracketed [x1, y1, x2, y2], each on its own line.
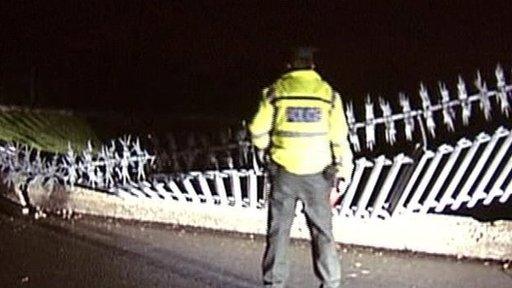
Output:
[346, 65, 511, 151]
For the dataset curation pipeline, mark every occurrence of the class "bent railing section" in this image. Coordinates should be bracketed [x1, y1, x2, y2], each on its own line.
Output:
[0, 65, 511, 221]
[133, 126, 509, 220]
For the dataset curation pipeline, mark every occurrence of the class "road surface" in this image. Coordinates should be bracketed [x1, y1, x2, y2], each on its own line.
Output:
[0, 199, 510, 288]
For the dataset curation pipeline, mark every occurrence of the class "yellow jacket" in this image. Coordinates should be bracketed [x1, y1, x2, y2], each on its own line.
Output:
[249, 69, 354, 179]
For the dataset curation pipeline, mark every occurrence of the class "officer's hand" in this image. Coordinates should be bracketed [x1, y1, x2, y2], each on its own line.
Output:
[257, 149, 278, 176]
[329, 178, 349, 208]
[329, 187, 341, 207]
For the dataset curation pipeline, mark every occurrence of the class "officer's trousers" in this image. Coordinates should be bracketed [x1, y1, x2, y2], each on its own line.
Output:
[262, 169, 341, 288]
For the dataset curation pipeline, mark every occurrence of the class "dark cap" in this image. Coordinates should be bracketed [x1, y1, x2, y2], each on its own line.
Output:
[289, 46, 317, 69]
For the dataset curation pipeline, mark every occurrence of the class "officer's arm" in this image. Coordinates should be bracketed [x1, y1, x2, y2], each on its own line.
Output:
[249, 88, 275, 150]
[329, 92, 354, 181]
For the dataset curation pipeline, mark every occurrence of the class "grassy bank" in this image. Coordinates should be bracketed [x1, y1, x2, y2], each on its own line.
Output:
[0, 106, 99, 153]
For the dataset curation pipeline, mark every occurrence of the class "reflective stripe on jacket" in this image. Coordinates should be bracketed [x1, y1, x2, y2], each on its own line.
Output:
[249, 69, 353, 178]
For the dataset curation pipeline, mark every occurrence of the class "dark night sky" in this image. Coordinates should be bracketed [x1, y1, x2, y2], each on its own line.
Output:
[1, 0, 512, 120]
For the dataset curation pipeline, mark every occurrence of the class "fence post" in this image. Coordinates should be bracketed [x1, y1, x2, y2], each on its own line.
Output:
[433, 138, 472, 212]
[340, 157, 371, 217]
[166, 179, 187, 202]
[194, 172, 215, 205]
[355, 155, 389, 218]
[214, 171, 229, 205]
[228, 170, 243, 207]
[370, 153, 408, 219]
[418, 145, 454, 214]
[451, 133, 492, 210]
[391, 149, 434, 215]
[468, 128, 511, 207]
[247, 170, 258, 209]
[486, 147, 512, 205]
[408, 145, 451, 213]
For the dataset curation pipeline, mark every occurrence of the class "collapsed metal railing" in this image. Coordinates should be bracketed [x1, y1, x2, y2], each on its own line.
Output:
[133, 126, 508, 219]
[146, 125, 250, 172]
[134, 64, 511, 219]
[0, 65, 510, 221]
[0, 136, 155, 207]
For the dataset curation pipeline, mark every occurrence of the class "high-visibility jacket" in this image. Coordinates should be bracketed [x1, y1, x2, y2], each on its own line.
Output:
[249, 69, 354, 179]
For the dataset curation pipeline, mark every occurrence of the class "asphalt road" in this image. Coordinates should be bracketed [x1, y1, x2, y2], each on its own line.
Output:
[0, 200, 510, 288]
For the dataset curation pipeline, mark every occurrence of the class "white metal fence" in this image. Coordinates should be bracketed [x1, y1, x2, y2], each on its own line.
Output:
[346, 65, 511, 151]
[0, 136, 155, 203]
[124, 126, 507, 220]
[1, 65, 511, 220]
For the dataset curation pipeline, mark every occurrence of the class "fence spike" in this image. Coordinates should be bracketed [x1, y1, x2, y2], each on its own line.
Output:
[457, 76, 471, 125]
[346, 101, 361, 152]
[399, 92, 415, 141]
[495, 64, 510, 117]
[355, 155, 389, 218]
[475, 71, 492, 121]
[470, 128, 511, 207]
[103, 146, 114, 188]
[365, 95, 376, 150]
[379, 97, 396, 145]
[438, 82, 455, 132]
[419, 83, 436, 137]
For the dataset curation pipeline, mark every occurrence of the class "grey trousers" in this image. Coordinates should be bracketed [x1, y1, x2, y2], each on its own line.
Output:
[262, 168, 341, 288]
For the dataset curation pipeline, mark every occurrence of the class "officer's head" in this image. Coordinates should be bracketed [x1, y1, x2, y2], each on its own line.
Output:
[287, 47, 317, 70]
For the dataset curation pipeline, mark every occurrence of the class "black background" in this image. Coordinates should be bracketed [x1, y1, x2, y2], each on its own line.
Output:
[1, 0, 512, 120]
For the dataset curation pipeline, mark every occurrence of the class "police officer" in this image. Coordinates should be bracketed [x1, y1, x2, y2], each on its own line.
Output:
[249, 47, 353, 288]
